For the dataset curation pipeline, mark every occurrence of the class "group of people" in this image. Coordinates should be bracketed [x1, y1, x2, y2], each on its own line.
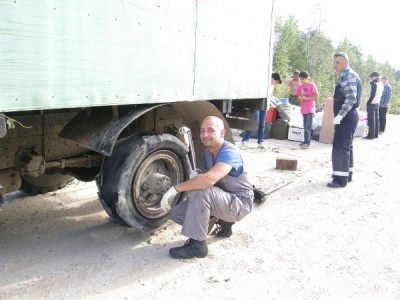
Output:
[159, 52, 392, 260]
[242, 66, 392, 150]
[241, 69, 319, 150]
[240, 72, 282, 149]
[365, 72, 392, 139]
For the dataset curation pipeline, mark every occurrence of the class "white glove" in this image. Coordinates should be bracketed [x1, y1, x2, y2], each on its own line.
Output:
[189, 168, 201, 179]
[160, 186, 178, 211]
[333, 115, 343, 125]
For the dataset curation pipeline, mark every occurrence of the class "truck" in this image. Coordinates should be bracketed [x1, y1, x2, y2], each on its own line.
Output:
[0, 0, 275, 230]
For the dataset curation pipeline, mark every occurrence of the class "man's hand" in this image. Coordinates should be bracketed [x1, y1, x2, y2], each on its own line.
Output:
[189, 168, 201, 179]
[333, 115, 343, 125]
[160, 186, 178, 211]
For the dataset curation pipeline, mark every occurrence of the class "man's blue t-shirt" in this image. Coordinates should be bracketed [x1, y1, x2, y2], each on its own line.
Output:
[204, 142, 243, 177]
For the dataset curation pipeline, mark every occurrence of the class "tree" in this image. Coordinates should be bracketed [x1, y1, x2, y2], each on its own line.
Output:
[272, 16, 399, 114]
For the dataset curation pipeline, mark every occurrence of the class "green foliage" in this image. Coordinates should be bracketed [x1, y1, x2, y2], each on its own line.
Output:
[273, 17, 400, 114]
[6, 119, 15, 129]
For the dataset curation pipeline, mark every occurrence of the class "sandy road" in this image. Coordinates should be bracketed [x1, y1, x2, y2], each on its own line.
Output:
[1, 115, 399, 300]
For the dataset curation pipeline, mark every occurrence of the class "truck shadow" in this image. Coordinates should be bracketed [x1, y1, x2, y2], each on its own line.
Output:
[0, 184, 195, 298]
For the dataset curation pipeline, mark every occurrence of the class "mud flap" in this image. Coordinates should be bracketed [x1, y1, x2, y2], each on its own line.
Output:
[0, 115, 6, 138]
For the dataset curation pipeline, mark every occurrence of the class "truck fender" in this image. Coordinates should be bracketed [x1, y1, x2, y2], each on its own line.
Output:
[60, 105, 163, 156]
[60, 101, 234, 159]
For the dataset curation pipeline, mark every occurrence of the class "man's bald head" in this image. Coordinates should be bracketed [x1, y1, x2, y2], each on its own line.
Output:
[202, 116, 225, 130]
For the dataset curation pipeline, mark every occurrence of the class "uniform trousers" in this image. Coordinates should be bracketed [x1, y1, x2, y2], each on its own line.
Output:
[332, 110, 358, 183]
[170, 186, 253, 241]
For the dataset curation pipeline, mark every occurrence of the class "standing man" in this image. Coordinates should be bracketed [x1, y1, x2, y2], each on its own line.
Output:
[365, 72, 383, 139]
[161, 116, 254, 259]
[328, 52, 362, 188]
[379, 75, 392, 134]
[285, 71, 301, 106]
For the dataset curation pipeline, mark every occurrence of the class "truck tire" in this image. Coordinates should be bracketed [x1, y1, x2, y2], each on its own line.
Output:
[97, 133, 191, 230]
[21, 172, 74, 195]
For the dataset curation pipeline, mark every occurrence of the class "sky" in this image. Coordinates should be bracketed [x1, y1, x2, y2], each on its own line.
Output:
[274, 0, 399, 70]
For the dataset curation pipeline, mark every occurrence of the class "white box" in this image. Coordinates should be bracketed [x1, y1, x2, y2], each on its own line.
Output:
[288, 126, 304, 142]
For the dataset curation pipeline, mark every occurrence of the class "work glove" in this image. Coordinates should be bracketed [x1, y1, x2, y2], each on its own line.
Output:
[160, 186, 178, 211]
[333, 115, 343, 125]
[189, 168, 201, 179]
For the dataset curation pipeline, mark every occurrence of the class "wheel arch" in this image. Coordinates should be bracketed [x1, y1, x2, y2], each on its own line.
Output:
[60, 101, 234, 167]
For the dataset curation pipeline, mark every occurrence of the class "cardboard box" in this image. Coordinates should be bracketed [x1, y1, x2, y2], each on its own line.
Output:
[319, 98, 335, 144]
[288, 126, 304, 142]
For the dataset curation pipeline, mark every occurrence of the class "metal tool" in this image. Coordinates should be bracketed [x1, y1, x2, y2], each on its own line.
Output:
[179, 126, 197, 171]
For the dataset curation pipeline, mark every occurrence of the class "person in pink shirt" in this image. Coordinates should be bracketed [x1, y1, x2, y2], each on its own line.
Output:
[295, 71, 319, 149]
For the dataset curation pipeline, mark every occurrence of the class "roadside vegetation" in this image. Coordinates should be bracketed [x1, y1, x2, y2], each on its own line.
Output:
[272, 16, 400, 114]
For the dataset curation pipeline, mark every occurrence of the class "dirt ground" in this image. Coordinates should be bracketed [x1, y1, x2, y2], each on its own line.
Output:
[1, 114, 399, 300]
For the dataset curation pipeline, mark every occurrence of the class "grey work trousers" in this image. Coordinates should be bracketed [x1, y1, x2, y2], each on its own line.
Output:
[170, 186, 254, 241]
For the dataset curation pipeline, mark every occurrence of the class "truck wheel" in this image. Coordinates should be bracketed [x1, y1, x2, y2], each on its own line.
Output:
[97, 134, 191, 230]
[21, 172, 74, 195]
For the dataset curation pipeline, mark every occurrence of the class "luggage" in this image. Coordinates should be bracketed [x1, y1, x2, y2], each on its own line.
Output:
[271, 119, 289, 140]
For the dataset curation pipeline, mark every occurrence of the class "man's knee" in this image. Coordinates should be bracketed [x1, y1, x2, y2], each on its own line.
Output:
[188, 190, 211, 210]
[169, 200, 187, 225]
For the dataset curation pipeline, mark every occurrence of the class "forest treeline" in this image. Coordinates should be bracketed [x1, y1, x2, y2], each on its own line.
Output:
[272, 16, 399, 114]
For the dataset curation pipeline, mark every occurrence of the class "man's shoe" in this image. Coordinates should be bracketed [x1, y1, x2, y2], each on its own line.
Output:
[216, 220, 234, 238]
[363, 136, 374, 140]
[253, 186, 267, 203]
[348, 172, 353, 182]
[257, 142, 265, 149]
[327, 180, 346, 188]
[300, 143, 310, 149]
[169, 239, 208, 259]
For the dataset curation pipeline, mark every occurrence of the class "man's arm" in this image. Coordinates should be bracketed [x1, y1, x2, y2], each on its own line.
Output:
[175, 162, 232, 193]
[338, 73, 359, 118]
[284, 76, 292, 85]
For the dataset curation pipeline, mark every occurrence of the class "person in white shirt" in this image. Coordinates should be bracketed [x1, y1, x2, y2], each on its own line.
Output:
[365, 72, 383, 139]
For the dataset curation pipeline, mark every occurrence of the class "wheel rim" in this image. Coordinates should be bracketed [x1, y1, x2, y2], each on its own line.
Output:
[132, 150, 184, 219]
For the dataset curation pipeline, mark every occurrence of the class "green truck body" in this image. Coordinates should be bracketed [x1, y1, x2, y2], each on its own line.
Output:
[0, 0, 274, 229]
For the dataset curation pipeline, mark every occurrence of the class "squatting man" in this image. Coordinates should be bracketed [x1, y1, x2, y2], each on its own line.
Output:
[160, 116, 254, 259]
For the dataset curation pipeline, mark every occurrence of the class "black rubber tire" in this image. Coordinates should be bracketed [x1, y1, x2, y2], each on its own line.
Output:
[20, 172, 74, 195]
[97, 133, 191, 230]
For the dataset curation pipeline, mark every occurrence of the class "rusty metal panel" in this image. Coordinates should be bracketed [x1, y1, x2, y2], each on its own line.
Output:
[0, 111, 88, 169]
